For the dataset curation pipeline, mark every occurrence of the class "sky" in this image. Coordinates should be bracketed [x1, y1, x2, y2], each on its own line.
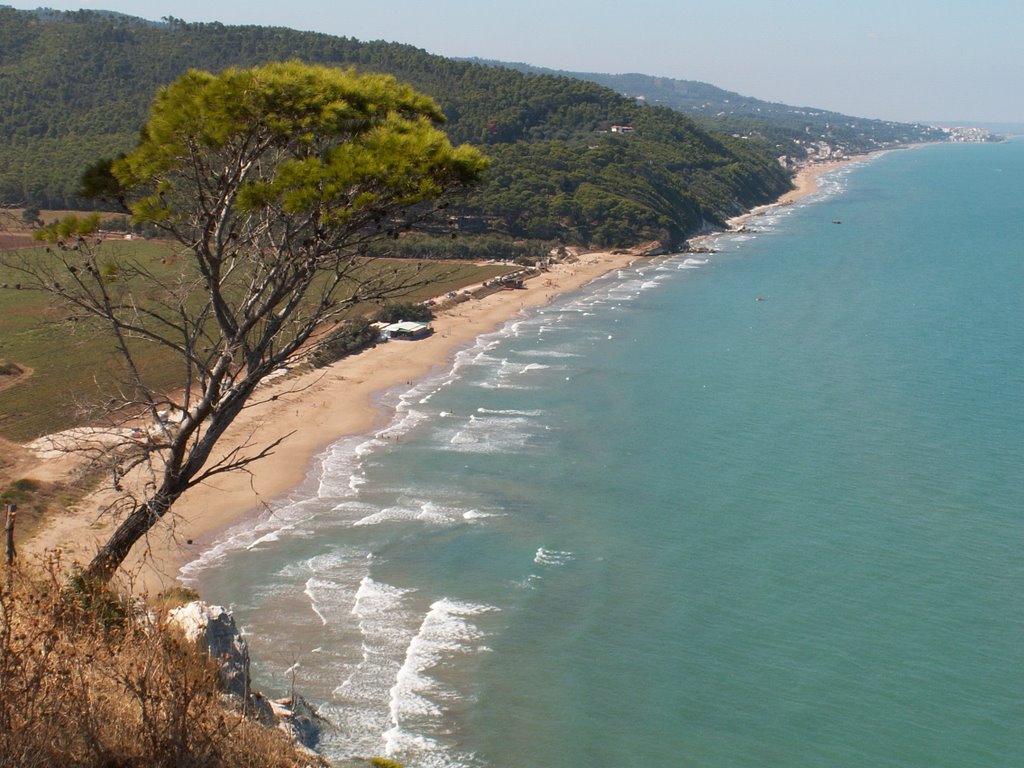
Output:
[6, 0, 1024, 124]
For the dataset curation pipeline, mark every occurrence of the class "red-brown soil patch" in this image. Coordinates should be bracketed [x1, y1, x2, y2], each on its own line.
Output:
[0, 364, 31, 393]
[0, 435, 37, 491]
[0, 232, 37, 250]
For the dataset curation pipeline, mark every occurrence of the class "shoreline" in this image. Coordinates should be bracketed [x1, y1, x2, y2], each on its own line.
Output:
[731, 158, 863, 225]
[23, 250, 637, 593]
[22, 157, 859, 594]
[149, 250, 638, 592]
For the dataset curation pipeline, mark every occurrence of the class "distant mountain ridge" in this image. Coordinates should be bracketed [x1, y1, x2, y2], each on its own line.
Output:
[466, 59, 960, 159]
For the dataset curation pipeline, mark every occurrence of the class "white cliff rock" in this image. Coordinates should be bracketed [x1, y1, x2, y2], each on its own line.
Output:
[168, 601, 250, 701]
[167, 601, 328, 753]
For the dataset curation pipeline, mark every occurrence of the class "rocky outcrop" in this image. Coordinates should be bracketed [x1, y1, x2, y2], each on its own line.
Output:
[168, 602, 250, 700]
[269, 696, 326, 750]
[168, 601, 327, 752]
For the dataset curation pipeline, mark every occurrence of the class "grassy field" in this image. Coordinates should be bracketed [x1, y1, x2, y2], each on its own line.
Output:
[0, 237, 510, 442]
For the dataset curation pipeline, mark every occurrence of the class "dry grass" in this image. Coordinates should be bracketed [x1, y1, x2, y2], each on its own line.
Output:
[0, 556, 321, 768]
[0, 240, 510, 442]
[0, 471, 99, 549]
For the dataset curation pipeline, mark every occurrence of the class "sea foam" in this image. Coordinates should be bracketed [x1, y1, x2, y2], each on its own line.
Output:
[384, 598, 498, 766]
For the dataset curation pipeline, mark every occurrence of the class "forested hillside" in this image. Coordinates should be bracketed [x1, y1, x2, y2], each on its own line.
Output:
[475, 60, 950, 160]
[0, 7, 793, 248]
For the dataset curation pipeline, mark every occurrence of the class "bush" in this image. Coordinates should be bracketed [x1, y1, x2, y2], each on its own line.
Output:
[372, 301, 433, 324]
[99, 261, 120, 282]
[153, 585, 202, 610]
[1, 477, 41, 506]
[308, 317, 379, 368]
[20, 207, 41, 227]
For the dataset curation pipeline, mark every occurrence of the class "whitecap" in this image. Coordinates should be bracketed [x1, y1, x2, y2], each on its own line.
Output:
[321, 576, 419, 761]
[370, 597, 499, 767]
[476, 407, 544, 416]
[178, 500, 320, 584]
[534, 547, 575, 566]
[352, 498, 469, 527]
[245, 523, 296, 550]
[303, 578, 334, 625]
[447, 414, 537, 454]
[515, 349, 583, 359]
[352, 577, 416, 627]
[462, 509, 500, 521]
[386, 598, 498, 744]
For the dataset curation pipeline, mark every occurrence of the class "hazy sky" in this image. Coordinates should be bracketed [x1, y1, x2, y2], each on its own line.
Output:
[7, 0, 1023, 123]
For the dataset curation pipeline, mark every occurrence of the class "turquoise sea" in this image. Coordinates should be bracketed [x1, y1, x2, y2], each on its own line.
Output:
[185, 139, 1024, 768]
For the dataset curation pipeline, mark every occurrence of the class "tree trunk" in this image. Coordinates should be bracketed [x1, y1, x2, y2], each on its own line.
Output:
[80, 399, 243, 584]
[4, 505, 14, 566]
[82, 496, 170, 584]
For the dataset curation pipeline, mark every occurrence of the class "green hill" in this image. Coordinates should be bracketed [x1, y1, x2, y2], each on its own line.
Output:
[0, 7, 795, 248]
[469, 59, 951, 159]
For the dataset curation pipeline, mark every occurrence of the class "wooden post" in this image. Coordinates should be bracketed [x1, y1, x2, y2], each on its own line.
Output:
[4, 504, 15, 566]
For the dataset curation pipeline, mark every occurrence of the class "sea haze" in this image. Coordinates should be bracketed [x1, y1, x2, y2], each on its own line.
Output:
[186, 139, 1024, 768]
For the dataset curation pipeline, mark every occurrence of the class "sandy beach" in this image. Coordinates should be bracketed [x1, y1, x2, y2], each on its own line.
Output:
[731, 158, 857, 225]
[21, 158, 854, 594]
[23, 250, 637, 592]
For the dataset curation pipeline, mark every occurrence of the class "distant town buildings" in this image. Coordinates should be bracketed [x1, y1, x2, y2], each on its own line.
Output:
[942, 126, 1001, 143]
[774, 124, 1001, 170]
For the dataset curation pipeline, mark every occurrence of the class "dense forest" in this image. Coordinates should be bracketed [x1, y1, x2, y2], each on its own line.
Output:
[0, 8, 938, 250]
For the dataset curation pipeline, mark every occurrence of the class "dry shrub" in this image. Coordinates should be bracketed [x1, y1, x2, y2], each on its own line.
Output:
[0, 556, 319, 768]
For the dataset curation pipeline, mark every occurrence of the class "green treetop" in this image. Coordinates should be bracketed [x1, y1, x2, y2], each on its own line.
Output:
[18, 61, 486, 583]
